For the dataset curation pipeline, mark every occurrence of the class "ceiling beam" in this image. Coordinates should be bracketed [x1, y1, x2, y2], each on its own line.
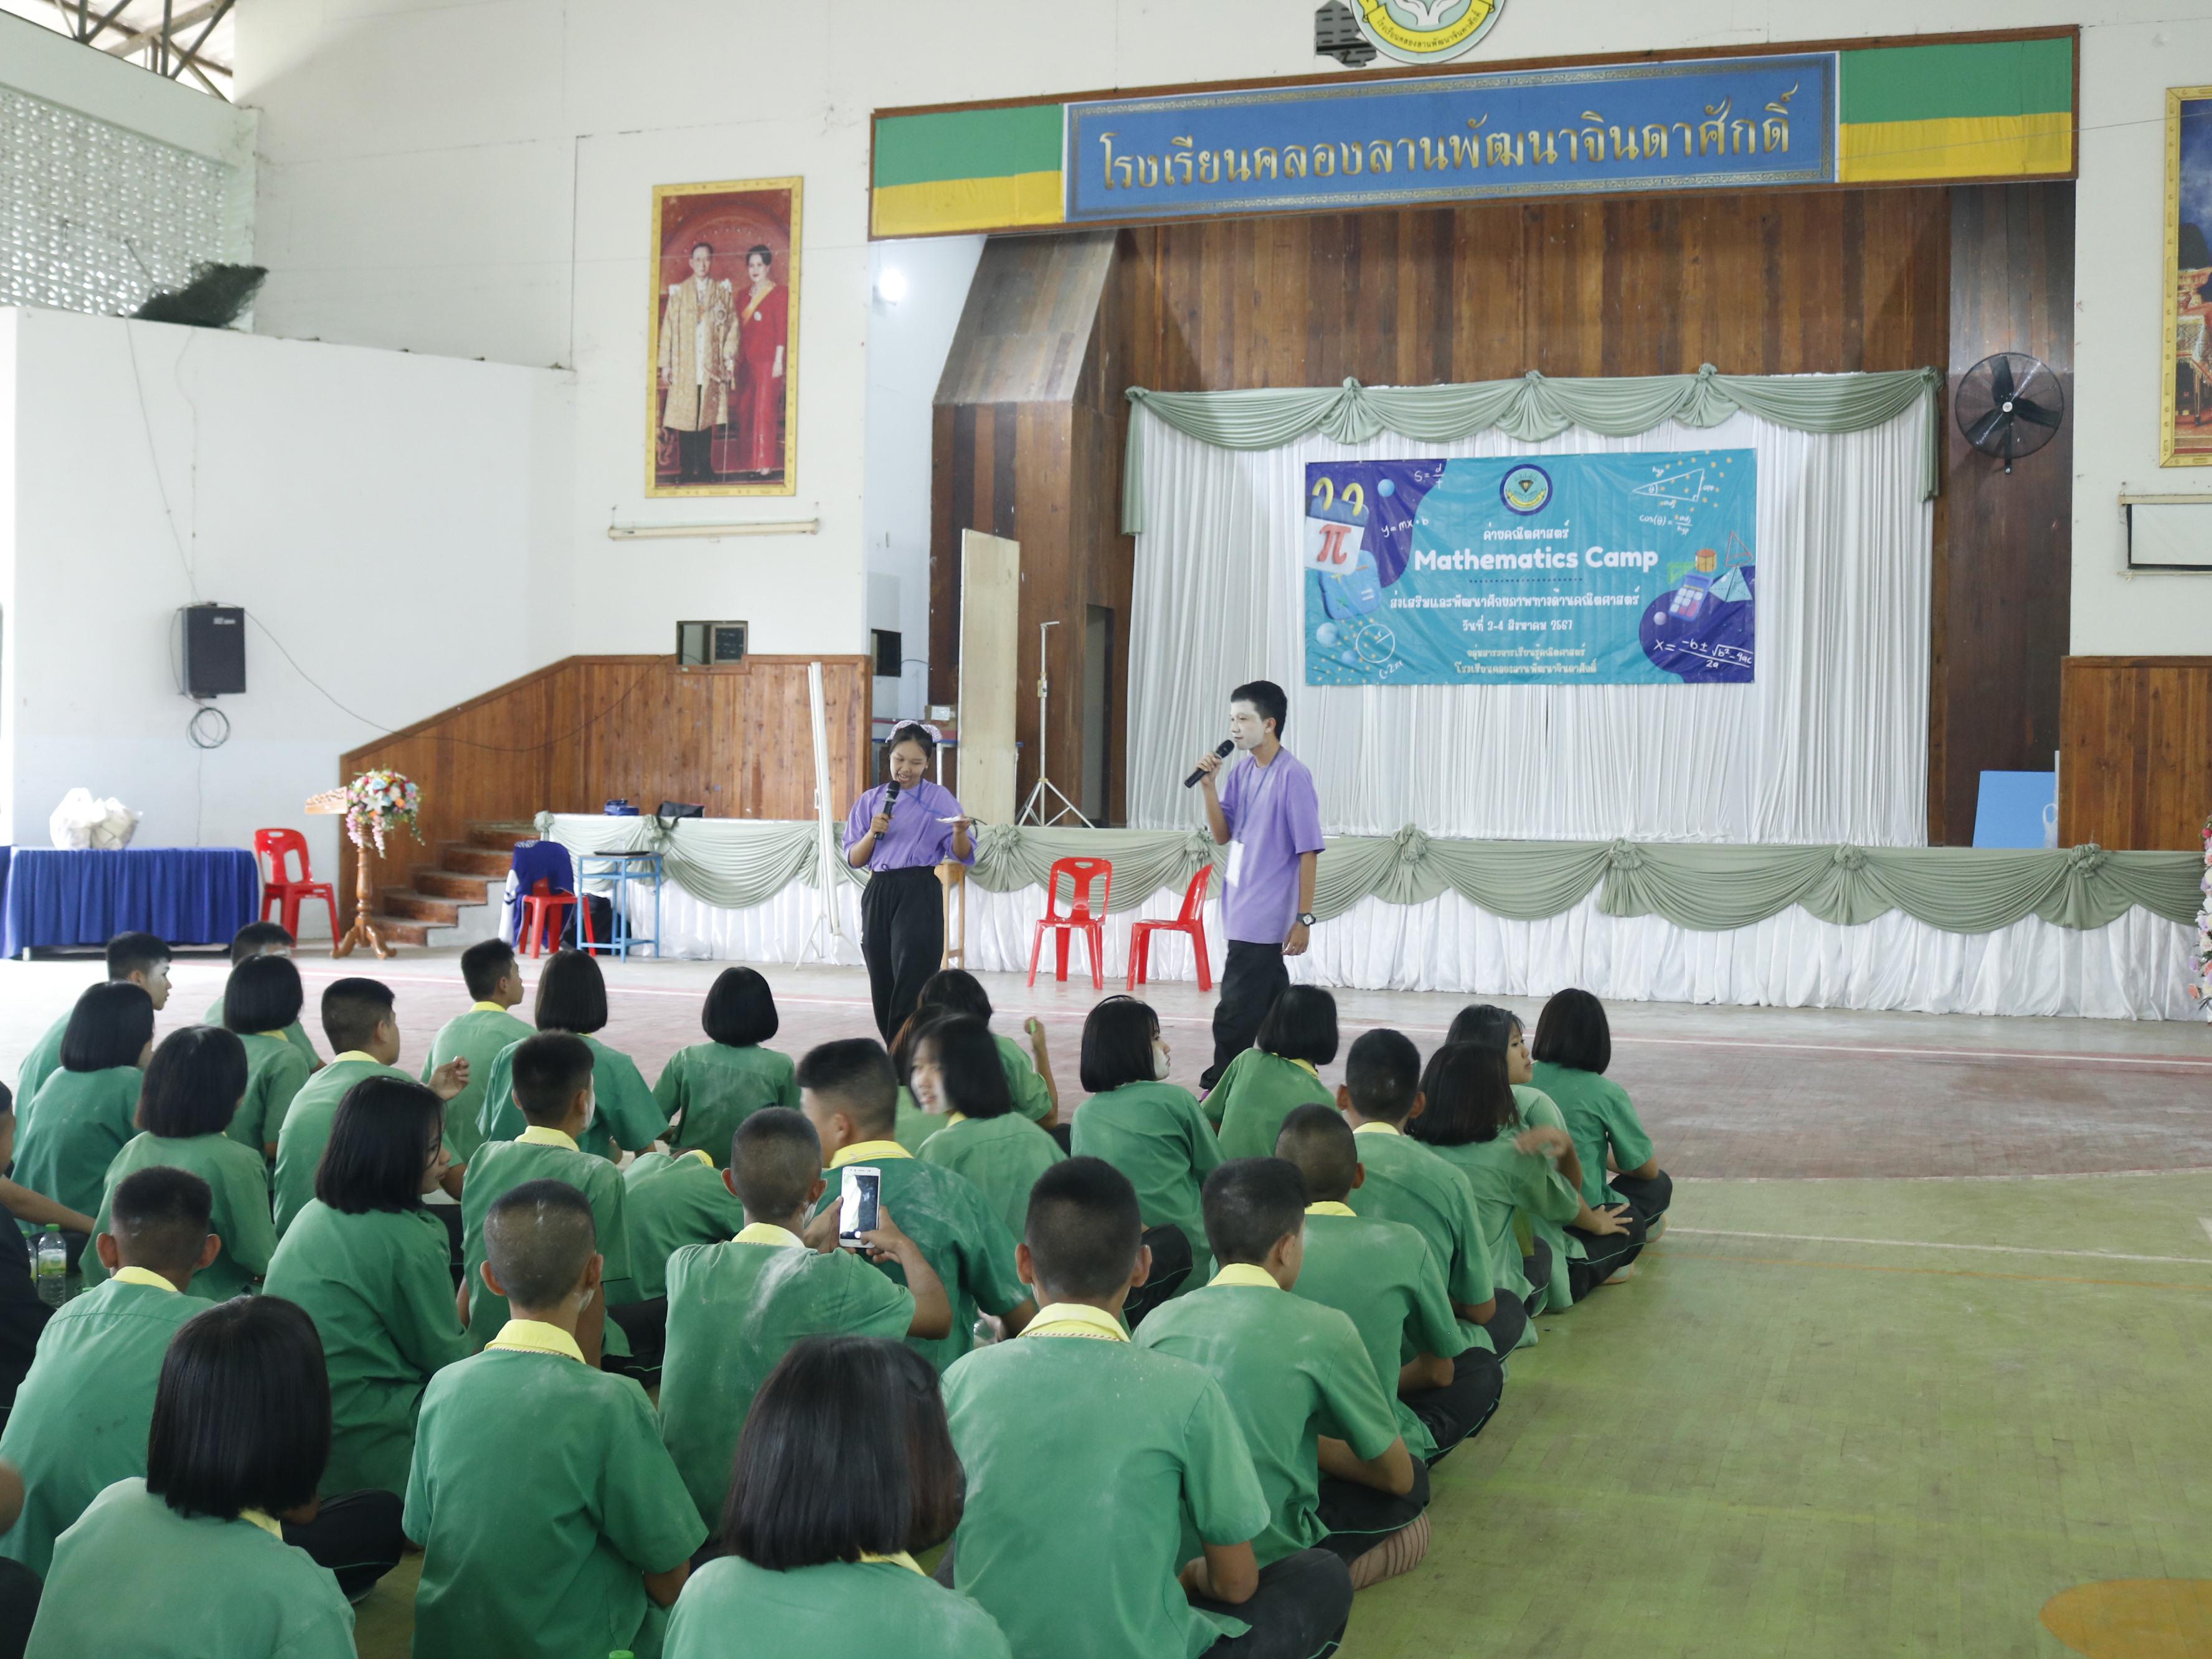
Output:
[100, 0, 220, 57]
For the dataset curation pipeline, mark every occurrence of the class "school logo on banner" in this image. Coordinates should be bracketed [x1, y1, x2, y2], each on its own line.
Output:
[1353, 0, 1506, 65]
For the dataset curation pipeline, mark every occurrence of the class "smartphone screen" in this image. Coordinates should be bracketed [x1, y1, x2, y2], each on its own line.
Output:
[838, 1166, 881, 1249]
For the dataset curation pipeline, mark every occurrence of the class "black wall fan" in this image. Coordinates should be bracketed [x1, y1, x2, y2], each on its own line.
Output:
[1955, 352, 2065, 473]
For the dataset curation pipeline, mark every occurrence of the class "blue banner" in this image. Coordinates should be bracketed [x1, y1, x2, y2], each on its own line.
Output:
[1066, 55, 1833, 222]
[1303, 452, 1757, 686]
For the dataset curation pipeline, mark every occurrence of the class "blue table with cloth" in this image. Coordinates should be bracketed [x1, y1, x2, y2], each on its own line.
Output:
[2, 847, 259, 958]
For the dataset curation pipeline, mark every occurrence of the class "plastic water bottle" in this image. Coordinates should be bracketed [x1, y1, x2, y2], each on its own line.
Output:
[32, 1232, 65, 1308]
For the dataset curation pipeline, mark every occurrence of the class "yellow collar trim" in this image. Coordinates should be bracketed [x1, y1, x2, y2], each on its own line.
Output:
[943, 1111, 968, 1127]
[858, 1551, 925, 1575]
[331, 1051, 380, 1067]
[238, 1508, 284, 1540]
[1287, 1058, 1319, 1077]
[470, 1001, 511, 1014]
[110, 1265, 179, 1293]
[1305, 1201, 1358, 1217]
[1209, 1262, 1282, 1290]
[734, 1221, 805, 1249]
[485, 1319, 585, 1362]
[1353, 1121, 1402, 1137]
[679, 1149, 714, 1168]
[516, 1125, 580, 1151]
[1024, 1302, 1130, 1342]
[829, 1140, 912, 1169]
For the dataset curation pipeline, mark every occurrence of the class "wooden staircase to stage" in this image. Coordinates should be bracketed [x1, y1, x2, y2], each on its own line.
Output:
[363, 821, 537, 949]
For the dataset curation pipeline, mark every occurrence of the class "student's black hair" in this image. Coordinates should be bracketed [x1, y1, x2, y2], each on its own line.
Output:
[1079, 995, 1160, 1094]
[460, 938, 518, 1002]
[146, 1297, 329, 1522]
[730, 1108, 823, 1219]
[722, 1335, 964, 1569]
[321, 977, 396, 1054]
[105, 930, 171, 981]
[223, 953, 305, 1036]
[1531, 987, 1612, 1075]
[107, 1166, 214, 1277]
[702, 966, 780, 1047]
[1408, 1042, 1515, 1148]
[60, 981, 156, 1073]
[1255, 985, 1338, 1067]
[137, 1027, 247, 1138]
[226, 922, 295, 965]
[1023, 1157, 1142, 1300]
[316, 1077, 444, 1214]
[1275, 1103, 1358, 1203]
[887, 970, 994, 1082]
[795, 1039, 897, 1138]
[511, 1032, 595, 1125]
[913, 1014, 1015, 1121]
[1230, 678, 1288, 739]
[882, 720, 937, 767]
[483, 1178, 597, 1308]
[1201, 1158, 1309, 1268]
[1447, 1002, 1523, 1054]
[532, 949, 608, 1035]
[1342, 1028, 1421, 1123]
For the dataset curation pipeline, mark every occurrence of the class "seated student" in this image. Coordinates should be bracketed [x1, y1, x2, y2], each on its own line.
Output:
[897, 969, 1057, 1128]
[1531, 987, 1672, 1239]
[26, 1296, 405, 1657]
[273, 978, 466, 1238]
[653, 966, 799, 1167]
[405, 1179, 703, 1659]
[207, 923, 321, 1071]
[658, 1109, 948, 1532]
[1333, 1029, 1525, 1361]
[797, 1039, 1034, 1374]
[83, 1028, 275, 1301]
[263, 1078, 471, 1498]
[666, 1335, 1011, 1659]
[620, 1144, 745, 1314]
[0, 1168, 217, 1580]
[222, 953, 314, 1162]
[1274, 1105, 1495, 1467]
[0, 1087, 67, 1419]
[15, 932, 169, 1109]
[14, 983, 155, 1247]
[940, 1158, 1354, 1659]
[458, 1034, 636, 1359]
[1064, 995, 1212, 1315]
[912, 1014, 1066, 1242]
[420, 938, 535, 1169]
[1206, 986, 1338, 1161]
[1139, 1159, 1425, 1590]
[475, 950, 669, 1160]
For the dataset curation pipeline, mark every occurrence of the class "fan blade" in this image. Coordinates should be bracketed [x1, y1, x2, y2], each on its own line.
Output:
[2012, 397, 2063, 429]
[1964, 406, 2011, 450]
[1988, 355, 2016, 404]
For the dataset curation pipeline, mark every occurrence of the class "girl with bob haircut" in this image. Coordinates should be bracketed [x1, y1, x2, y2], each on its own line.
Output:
[895, 968, 1059, 1130]
[1204, 984, 1338, 1160]
[224, 952, 314, 1162]
[912, 1015, 1065, 1241]
[652, 966, 798, 1169]
[85, 1027, 273, 1301]
[664, 1334, 1011, 1659]
[1530, 988, 1670, 1241]
[14, 983, 157, 1249]
[475, 950, 668, 1159]
[263, 1078, 472, 1498]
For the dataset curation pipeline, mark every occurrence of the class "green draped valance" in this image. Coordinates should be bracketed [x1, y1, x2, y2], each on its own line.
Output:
[1120, 364, 1944, 534]
[536, 816, 2200, 936]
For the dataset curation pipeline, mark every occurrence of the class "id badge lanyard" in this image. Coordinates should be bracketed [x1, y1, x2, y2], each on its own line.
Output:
[1226, 758, 1279, 892]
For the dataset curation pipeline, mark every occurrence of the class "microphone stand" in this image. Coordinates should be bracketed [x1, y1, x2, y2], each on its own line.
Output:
[1016, 620, 1093, 828]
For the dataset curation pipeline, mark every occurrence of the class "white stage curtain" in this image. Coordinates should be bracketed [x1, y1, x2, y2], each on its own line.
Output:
[1125, 401, 1933, 846]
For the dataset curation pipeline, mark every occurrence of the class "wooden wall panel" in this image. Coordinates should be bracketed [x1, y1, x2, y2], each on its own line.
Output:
[2059, 657, 2212, 851]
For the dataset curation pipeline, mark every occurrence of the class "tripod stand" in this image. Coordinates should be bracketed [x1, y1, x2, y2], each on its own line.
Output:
[1016, 619, 1092, 828]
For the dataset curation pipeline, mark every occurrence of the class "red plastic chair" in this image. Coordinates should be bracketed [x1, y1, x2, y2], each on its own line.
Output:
[1127, 864, 1214, 992]
[254, 828, 338, 939]
[518, 878, 596, 958]
[1028, 857, 1113, 990]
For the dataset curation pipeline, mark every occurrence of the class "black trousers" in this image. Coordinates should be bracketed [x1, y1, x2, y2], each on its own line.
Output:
[286, 1488, 405, 1603]
[1312, 1457, 1430, 1564]
[1566, 1211, 1648, 1301]
[1523, 1235, 1553, 1312]
[1407, 1343, 1504, 1466]
[1123, 1224, 1194, 1330]
[607, 1296, 669, 1382]
[1194, 1548, 1354, 1659]
[0, 1557, 36, 1659]
[1475, 1284, 1528, 1360]
[1609, 1168, 1673, 1227]
[861, 866, 944, 1041]
[1204, 942, 1288, 1090]
[674, 423, 714, 480]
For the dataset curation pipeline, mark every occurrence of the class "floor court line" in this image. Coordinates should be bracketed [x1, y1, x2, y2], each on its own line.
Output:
[1671, 1227, 2212, 1267]
[1668, 1253, 2212, 1292]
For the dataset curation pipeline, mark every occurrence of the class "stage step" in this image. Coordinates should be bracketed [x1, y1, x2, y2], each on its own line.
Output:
[413, 868, 491, 903]
[468, 821, 539, 853]
[438, 842, 514, 878]
[363, 914, 437, 948]
[377, 889, 464, 926]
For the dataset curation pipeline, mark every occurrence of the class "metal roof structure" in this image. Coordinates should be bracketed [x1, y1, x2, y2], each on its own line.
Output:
[0, 0, 235, 98]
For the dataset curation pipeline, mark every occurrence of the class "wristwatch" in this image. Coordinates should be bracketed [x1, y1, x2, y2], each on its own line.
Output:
[1295, 912, 1317, 928]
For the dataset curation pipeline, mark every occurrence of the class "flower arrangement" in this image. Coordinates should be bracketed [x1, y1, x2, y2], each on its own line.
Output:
[2190, 813, 2212, 1019]
[344, 770, 422, 856]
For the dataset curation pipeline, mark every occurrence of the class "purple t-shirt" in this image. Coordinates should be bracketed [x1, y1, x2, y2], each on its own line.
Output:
[1218, 747, 1325, 945]
[843, 777, 975, 872]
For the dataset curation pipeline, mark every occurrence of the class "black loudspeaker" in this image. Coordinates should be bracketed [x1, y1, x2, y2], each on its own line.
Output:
[182, 605, 246, 696]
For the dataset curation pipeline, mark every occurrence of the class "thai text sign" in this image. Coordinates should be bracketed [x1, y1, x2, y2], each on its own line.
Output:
[1303, 452, 1758, 687]
[1066, 55, 1833, 221]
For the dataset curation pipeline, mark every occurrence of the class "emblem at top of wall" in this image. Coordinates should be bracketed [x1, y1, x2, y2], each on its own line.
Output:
[1316, 0, 1506, 67]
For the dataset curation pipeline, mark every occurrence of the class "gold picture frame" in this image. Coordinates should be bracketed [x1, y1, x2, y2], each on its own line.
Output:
[2162, 88, 2212, 466]
[646, 176, 801, 496]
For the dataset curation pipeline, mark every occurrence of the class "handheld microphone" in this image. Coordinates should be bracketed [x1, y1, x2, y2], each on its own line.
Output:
[1184, 740, 1235, 789]
[883, 780, 901, 816]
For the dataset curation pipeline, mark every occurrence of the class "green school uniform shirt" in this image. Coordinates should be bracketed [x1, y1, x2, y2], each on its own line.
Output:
[1293, 1203, 1468, 1463]
[207, 996, 321, 1071]
[234, 1031, 312, 1158]
[1204, 1049, 1334, 1161]
[1069, 1080, 1225, 1286]
[653, 1041, 799, 1166]
[14, 1011, 70, 1115]
[460, 1129, 636, 1349]
[623, 1150, 746, 1301]
[1346, 1122, 1496, 1354]
[658, 1222, 915, 1528]
[1420, 1132, 1581, 1327]
[14, 1066, 143, 1220]
[1531, 1061, 1657, 1208]
[994, 1033, 1055, 1124]
[28, 1478, 354, 1659]
[1513, 1084, 1582, 1310]
[476, 1033, 669, 1162]
[665, 1554, 1014, 1659]
[1138, 1266, 1402, 1566]
[917, 1112, 1066, 1242]
[262, 1201, 471, 1496]
[421, 1003, 534, 1166]
[942, 1308, 1271, 1659]
[892, 1086, 946, 1155]
[83, 1132, 275, 1302]
[404, 1324, 706, 1659]
[273, 1054, 451, 1238]
[0, 1272, 208, 1579]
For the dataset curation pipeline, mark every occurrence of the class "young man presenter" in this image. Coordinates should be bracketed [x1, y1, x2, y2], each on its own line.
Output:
[1193, 680, 1325, 1090]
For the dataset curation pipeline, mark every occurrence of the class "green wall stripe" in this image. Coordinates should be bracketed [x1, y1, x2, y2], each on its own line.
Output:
[1840, 37, 2073, 124]
[873, 105, 1064, 189]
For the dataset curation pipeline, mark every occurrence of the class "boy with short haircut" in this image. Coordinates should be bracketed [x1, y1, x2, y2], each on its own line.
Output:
[1138, 1158, 1427, 1589]
[206, 922, 321, 1069]
[942, 1158, 1354, 1659]
[422, 939, 533, 1167]
[657, 1108, 950, 1529]
[796, 1039, 1034, 1371]
[406, 1179, 702, 1659]
[15, 932, 170, 1108]
[608, 1146, 747, 1379]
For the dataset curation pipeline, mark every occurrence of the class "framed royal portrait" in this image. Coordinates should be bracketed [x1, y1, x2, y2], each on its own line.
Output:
[646, 177, 801, 496]
[2163, 88, 2212, 466]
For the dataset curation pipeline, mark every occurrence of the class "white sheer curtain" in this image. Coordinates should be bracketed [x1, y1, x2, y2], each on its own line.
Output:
[1125, 403, 1933, 844]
